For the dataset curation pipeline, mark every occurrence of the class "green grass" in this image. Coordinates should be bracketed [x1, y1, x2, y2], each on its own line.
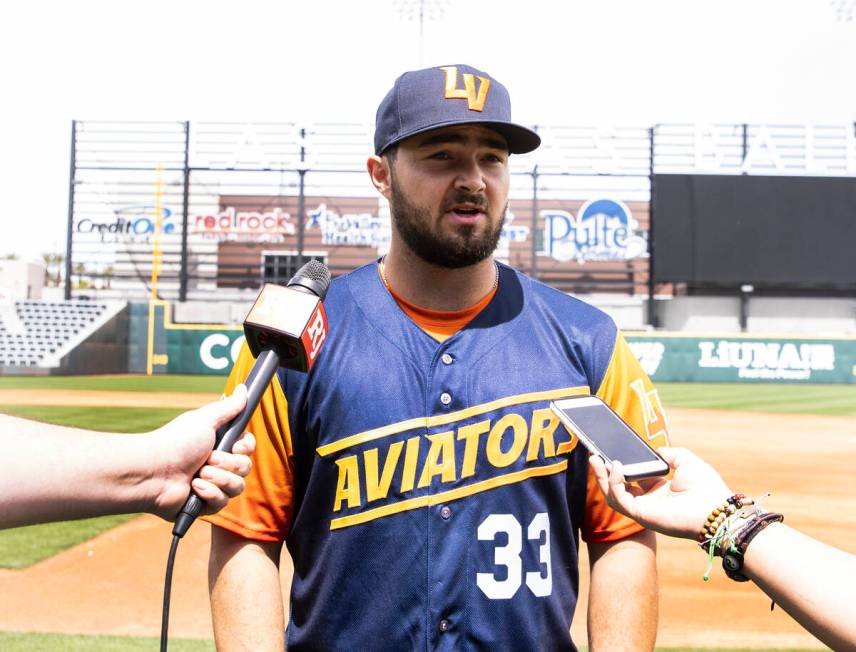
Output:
[0, 632, 214, 651]
[0, 405, 185, 432]
[0, 374, 224, 393]
[0, 515, 138, 569]
[658, 382, 856, 416]
[1, 381, 853, 572]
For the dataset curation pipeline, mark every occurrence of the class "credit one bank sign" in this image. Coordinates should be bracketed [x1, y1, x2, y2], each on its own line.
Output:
[541, 199, 647, 263]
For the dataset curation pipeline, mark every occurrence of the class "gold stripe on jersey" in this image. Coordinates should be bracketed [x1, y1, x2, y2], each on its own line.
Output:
[330, 459, 569, 530]
[317, 385, 590, 457]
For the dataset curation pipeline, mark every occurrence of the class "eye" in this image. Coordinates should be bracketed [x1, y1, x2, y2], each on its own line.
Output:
[483, 152, 507, 164]
[428, 151, 452, 160]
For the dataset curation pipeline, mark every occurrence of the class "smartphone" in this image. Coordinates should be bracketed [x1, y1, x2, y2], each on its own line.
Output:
[550, 396, 669, 480]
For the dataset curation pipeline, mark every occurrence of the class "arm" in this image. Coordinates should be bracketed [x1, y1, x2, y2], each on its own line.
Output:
[0, 386, 254, 529]
[744, 523, 856, 650]
[590, 447, 856, 649]
[209, 525, 285, 651]
[587, 529, 658, 651]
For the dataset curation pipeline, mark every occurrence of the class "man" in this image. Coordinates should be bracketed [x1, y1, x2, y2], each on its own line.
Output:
[206, 64, 668, 650]
[1, 385, 254, 529]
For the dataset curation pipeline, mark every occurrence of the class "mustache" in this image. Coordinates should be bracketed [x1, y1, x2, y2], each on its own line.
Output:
[443, 192, 488, 212]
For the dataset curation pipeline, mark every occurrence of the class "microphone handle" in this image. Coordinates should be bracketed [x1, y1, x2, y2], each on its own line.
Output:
[172, 349, 281, 537]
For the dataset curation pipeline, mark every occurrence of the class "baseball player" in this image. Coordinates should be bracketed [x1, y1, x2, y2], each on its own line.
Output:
[205, 64, 669, 650]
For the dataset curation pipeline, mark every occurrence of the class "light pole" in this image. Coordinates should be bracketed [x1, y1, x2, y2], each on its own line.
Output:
[394, 0, 448, 67]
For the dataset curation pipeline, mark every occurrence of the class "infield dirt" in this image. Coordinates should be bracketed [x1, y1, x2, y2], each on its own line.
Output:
[1, 391, 853, 649]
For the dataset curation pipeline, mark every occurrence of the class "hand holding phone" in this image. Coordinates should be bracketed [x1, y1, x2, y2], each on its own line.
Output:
[550, 396, 668, 480]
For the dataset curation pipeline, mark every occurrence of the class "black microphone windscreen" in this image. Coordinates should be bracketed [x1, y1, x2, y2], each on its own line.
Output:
[287, 259, 331, 299]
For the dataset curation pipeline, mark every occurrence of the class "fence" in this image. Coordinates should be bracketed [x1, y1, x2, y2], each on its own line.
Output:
[66, 121, 856, 320]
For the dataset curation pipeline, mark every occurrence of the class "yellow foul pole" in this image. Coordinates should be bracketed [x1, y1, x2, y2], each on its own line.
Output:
[147, 166, 164, 375]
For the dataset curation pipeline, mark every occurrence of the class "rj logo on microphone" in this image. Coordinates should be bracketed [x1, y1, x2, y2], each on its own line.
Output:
[304, 305, 328, 365]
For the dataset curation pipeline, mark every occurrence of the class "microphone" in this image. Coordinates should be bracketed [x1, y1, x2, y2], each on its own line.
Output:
[172, 259, 331, 537]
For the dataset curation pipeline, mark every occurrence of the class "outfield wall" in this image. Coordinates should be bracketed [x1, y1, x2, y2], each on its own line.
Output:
[128, 301, 856, 384]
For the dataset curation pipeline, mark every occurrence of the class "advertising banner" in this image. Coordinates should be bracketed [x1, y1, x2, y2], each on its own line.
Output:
[135, 302, 856, 383]
[626, 334, 856, 384]
[165, 329, 245, 375]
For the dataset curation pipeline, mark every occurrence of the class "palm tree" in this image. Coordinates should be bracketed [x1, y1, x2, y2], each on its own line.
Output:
[41, 253, 65, 287]
[74, 262, 88, 289]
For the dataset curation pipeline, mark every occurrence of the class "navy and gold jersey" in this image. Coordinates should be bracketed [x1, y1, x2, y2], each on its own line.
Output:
[206, 261, 669, 651]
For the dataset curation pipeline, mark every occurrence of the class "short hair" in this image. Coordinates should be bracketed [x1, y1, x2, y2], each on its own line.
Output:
[383, 144, 398, 163]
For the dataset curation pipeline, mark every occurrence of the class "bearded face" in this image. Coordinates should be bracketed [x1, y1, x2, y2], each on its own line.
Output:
[388, 172, 507, 269]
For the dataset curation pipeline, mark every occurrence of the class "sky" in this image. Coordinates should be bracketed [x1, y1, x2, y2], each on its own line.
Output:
[0, 0, 853, 262]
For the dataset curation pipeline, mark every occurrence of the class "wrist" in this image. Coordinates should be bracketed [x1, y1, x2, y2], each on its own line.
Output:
[129, 429, 171, 516]
[98, 432, 163, 515]
[698, 494, 784, 582]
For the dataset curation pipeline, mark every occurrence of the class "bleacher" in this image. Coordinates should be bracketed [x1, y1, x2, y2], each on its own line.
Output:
[0, 300, 114, 367]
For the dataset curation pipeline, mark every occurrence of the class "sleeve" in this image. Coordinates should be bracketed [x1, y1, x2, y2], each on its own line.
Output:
[201, 340, 296, 542]
[581, 331, 670, 543]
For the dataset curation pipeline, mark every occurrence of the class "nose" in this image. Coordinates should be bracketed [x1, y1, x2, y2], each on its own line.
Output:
[453, 157, 486, 194]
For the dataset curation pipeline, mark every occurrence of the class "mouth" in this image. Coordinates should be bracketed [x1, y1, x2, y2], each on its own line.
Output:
[446, 203, 486, 224]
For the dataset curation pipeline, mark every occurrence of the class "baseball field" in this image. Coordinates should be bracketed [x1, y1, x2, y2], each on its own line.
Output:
[1, 375, 854, 651]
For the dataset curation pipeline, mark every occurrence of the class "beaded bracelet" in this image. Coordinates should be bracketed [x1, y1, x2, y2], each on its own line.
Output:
[697, 493, 783, 582]
[697, 494, 754, 548]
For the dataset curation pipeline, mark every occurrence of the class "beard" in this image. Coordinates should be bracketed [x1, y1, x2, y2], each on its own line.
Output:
[389, 175, 505, 269]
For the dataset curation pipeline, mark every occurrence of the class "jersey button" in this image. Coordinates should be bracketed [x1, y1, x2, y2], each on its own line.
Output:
[440, 505, 452, 520]
[439, 619, 450, 633]
[440, 392, 452, 406]
[441, 353, 454, 365]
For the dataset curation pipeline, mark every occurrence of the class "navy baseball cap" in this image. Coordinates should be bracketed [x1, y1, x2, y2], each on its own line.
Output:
[374, 64, 541, 156]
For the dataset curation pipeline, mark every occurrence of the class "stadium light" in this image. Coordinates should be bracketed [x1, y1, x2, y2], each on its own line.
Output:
[829, 0, 854, 21]
[394, 0, 449, 66]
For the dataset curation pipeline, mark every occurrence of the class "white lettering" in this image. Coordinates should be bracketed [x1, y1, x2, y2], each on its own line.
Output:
[305, 309, 326, 361]
[200, 333, 231, 370]
[698, 340, 835, 377]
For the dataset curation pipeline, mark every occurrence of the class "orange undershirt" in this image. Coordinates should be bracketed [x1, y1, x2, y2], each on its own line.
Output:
[378, 263, 497, 341]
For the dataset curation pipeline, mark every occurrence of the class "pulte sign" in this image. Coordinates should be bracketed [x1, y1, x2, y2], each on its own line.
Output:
[542, 199, 647, 263]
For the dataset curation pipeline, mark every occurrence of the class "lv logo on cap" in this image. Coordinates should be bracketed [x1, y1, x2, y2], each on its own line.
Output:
[441, 66, 490, 112]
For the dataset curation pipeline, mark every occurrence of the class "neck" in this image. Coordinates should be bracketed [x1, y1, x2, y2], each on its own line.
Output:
[381, 249, 498, 311]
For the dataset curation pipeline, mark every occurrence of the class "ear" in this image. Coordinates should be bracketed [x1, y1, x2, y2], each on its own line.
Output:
[366, 155, 392, 199]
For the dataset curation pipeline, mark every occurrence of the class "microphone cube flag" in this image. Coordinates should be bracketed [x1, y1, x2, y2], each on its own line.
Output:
[243, 283, 328, 371]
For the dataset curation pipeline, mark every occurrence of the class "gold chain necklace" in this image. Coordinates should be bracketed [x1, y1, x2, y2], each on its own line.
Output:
[379, 256, 499, 296]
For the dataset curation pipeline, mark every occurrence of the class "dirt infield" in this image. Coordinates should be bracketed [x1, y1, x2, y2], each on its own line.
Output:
[2, 392, 854, 648]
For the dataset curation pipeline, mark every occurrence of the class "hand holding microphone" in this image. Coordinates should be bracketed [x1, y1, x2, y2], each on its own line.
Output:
[172, 259, 332, 537]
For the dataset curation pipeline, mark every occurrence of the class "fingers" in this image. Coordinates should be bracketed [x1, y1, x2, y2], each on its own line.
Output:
[590, 454, 634, 517]
[192, 475, 244, 514]
[193, 460, 249, 515]
[192, 436, 255, 515]
[207, 447, 253, 478]
[230, 432, 256, 457]
[589, 455, 614, 498]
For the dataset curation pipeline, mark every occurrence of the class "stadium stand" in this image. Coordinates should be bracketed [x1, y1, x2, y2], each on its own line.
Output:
[0, 300, 126, 369]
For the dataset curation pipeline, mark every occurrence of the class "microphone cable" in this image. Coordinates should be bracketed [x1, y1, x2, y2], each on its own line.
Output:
[158, 259, 331, 651]
[160, 534, 181, 652]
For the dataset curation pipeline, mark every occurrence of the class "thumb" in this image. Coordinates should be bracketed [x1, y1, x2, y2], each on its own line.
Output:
[197, 384, 248, 430]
